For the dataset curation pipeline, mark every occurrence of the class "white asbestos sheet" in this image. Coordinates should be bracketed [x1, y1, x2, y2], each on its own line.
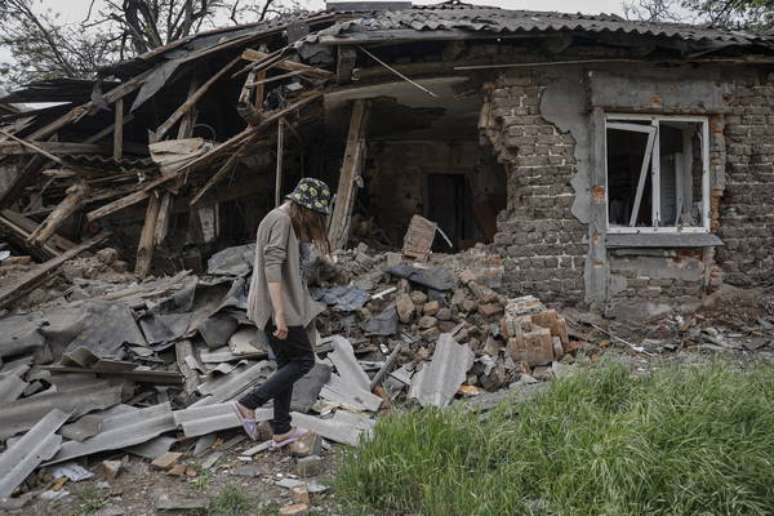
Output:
[326, 336, 370, 392]
[409, 333, 474, 408]
[319, 374, 382, 413]
[291, 410, 375, 447]
[0, 409, 70, 498]
[46, 403, 176, 465]
[173, 403, 271, 437]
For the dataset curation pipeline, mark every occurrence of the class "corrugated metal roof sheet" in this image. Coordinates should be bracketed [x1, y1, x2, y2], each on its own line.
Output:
[101, 2, 772, 79]
[303, 2, 772, 47]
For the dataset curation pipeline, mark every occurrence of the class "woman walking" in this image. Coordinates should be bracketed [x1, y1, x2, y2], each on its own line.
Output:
[233, 178, 332, 446]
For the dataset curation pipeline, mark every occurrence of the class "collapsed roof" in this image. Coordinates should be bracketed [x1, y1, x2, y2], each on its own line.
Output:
[0, 0, 773, 281]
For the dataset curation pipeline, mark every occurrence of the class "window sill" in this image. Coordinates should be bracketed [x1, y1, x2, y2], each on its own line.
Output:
[606, 232, 723, 249]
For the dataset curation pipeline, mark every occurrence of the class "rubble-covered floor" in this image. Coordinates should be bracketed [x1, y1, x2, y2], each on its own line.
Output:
[0, 240, 772, 515]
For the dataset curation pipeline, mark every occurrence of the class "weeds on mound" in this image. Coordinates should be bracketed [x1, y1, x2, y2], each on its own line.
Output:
[336, 362, 774, 516]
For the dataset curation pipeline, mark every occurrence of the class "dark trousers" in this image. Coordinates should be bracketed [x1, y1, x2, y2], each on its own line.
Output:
[238, 324, 315, 435]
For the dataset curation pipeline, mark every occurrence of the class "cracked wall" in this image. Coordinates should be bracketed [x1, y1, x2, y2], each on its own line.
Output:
[482, 64, 771, 309]
[483, 72, 586, 304]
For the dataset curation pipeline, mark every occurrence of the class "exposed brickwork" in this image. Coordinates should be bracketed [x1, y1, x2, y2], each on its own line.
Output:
[608, 252, 706, 309]
[483, 72, 586, 304]
[716, 75, 774, 288]
[474, 66, 771, 307]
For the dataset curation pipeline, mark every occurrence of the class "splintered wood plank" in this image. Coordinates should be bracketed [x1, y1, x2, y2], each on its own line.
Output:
[402, 214, 436, 262]
[0, 231, 109, 309]
[28, 182, 90, 247]
[175, 340, 200, 396]
[0, 209, 75, 258]
[113, 98, 124, 161]
[86, 184, 152, 222]
[135, 193, 162, 277]
[88, 93, 322, 221]
[189, 153, 238, 206]
[337, 46, 357, 85]
[0, 142, 117, 156]
[239, 70, 257, 105]
[0, 129, 68, 168]
[254, 70, 267, 111]
[176, 80, 199, 139]
[85, 113, 136, 144]
[154, 56, 241, 142]
[328, 99, 370, 250]
[275, 118, 284, 207]
[27, 69, 152, 142]
[241, 49, 333, 78]
[154, 192, 173, 246]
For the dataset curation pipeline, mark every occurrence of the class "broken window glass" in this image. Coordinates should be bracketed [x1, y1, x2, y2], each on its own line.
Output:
[606, 116, 708, 232]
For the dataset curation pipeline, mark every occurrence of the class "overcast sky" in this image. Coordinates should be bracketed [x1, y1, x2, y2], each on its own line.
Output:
[38, 0, 628, 24]
[0, 0, 628, 86]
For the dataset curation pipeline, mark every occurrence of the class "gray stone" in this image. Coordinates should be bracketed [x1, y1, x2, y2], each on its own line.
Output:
[418, 316, 437, 329]
[295, 455, 323, 478]
[156, 493, 209, 511]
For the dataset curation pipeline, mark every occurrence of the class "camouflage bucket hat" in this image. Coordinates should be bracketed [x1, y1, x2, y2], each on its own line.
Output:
[286, 178, 333, 215]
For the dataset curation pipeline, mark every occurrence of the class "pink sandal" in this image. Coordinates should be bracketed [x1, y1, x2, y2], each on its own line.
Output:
[271, 427, 307, 449]
[232, 401, 258, 441]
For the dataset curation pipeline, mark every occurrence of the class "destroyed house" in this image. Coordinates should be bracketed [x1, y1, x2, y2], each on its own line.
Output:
[1, 1, 773, 313]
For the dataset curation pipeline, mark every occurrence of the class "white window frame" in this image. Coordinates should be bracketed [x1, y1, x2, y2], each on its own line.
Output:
[604, 113, 710, 234]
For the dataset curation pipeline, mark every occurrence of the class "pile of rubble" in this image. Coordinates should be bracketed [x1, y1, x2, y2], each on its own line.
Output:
[0, 235, 583, 507]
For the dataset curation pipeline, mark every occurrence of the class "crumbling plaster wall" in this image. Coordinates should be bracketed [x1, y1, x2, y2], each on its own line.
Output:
[483, 71, 586, 304]
[589, 65, 773, 315]
[586, 66, 731, 314]
[716, 72, 774, 289]
[483, 64, 770, 310]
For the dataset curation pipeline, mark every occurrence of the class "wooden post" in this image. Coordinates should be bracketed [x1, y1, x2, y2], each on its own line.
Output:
[337, 47, 357, 85]
[153, 193, 173, 246]
[254, 70, 266, 111]
[190, 153, 239, 206]
[0, 231, 109, 310]
[0, 209, 75, 258]
[149, 77, 200, 247]
[27, 182, 89, 247]
[275, 118, 284, 207]
[113, 98, 124, 161]
[154, 56, 240, 141]
[239, 70, 257, 105]
[328, 99, 370, 250]
[586, 107, 609, 305]
[177, 78, 200, 140]
[86, 93, 322, 222]
[135, 193, 162, 277]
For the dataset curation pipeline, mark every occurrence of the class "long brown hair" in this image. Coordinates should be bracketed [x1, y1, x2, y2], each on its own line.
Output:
[288, 201, 331, 256]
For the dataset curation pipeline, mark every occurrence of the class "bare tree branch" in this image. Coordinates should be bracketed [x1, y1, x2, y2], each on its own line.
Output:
[0, 0, 306, 89]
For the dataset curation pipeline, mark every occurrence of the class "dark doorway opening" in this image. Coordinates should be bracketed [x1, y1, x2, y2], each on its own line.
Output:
[426, 174, 481, 252]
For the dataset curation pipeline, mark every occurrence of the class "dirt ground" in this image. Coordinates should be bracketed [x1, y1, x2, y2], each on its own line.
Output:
[2, 250, 771, 516]
[12, 341, 774, 516]
[8, 428, 340, 516]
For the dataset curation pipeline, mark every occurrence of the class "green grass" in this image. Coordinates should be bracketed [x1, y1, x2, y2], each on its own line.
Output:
[189, 467, 212, 492]
[210, 484, 252, 515]
[336, 361, 774, 515]
[70, 486, 107, 516]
